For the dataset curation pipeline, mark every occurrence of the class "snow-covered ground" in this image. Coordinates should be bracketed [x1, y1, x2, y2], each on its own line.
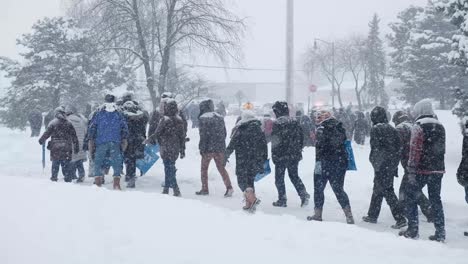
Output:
[1, 110, 467, 264]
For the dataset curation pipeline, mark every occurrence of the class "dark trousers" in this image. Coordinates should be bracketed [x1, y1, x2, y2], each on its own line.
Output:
[314, 161, 350, 209]
[406, 174, 445, 236]
[71, 160, 85, 179]
[274, 160, 308, 200]
[367, 169, 405, 221]
[52, 160, 72, 182]
[399, 172, 432, 221]
[237, 172, 255, 192]
[163, 159, 178, 188]
[125, 158, 137, 180]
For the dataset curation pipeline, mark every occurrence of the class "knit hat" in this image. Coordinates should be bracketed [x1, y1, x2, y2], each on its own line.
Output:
[413, 99, 435, 118]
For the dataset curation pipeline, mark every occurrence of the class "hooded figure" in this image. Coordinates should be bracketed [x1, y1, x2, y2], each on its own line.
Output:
[152, 100, 186, 196]
[363, 106, 406, 229]
[66, 105, 88, 182]
[400, 99, 446, 242]
[393, 110, 433, 224]
[270, 101, 310, 208]
[353, 111, 369, 145]
[122, 100, 148, 188]
[307, 109, 354, 224]
[39, 107, 79, 182]
[226, 110, 267, 211]
[196, 99, 233, 196]
[88, 94, 129, 189]
[28, 108, 43, 137]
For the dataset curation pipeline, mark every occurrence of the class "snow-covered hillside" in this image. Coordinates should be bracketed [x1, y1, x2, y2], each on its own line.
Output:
[1, 111, 467, 264]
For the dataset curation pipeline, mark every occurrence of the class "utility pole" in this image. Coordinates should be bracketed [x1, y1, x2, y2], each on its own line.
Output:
[286, 0, 294, 106]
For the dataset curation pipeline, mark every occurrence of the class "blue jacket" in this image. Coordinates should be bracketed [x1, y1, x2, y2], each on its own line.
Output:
[89, 104, 129, 145]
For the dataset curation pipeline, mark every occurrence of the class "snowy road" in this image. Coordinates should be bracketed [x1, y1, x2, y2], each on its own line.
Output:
[1, 110, 467, 263]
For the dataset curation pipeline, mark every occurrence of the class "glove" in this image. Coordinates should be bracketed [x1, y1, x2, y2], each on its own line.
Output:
[314, 161, 322, 175]
[408, 173, 417, 185]
[180, 150, 185, 159]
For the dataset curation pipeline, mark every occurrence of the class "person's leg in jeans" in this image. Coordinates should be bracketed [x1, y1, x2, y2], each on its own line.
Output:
[366, 177, 384, 220]
[427, 174, 445, 239]
[109, 142, 123, 177]
[76, 160, 85, 180]
[213, 153, 233, 190]
[93, 143, 110, 186]
[274, 162, 287, 203]
[200, 154, 213, 192]
[405, 175, 426, 235]
[286, 161, 308, 199]
[313, 171, 328, 210]
[163, 159, 177, 188]
[51, 160, 60, 181]
[383, 186, 406, 223]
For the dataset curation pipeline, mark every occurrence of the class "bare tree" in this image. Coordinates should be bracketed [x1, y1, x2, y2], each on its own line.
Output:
[65, 0, 245, 110]
[340, 35, 368, 111]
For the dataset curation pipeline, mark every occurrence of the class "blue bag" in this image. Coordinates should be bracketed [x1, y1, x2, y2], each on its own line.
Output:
[136, 144, 160, 175]
[255, 159, 272, 182]
[345, 140, 357, 171]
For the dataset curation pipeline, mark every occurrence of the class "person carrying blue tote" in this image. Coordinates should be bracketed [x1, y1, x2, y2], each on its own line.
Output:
[307, 109, 355, 224]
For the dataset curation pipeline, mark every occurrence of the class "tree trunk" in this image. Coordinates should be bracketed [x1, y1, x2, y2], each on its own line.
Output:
[354, 79, 363, 111]
[440, 92, 446, 110]
[132, 0, 157, 109]
[157, 0, 177, 100]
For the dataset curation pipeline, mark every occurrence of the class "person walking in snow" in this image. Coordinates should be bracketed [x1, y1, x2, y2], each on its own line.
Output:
[457, 116, 468, 237]
[39, 107, 79, 182]
[400, 99, 446, 242]
[353, 111, 369, 145]
[122, 101, 148, 188]
[66, 105, 88, 183]
[88, 94, 129, 190]
[393, 111, 433, 223]
[271, 101, 310, 208]
[362, 106, 407, 229]
[225, 110, 268, 212]
[307, 110, 354, 224]
[296, 110, 313, 147]
[196, 99, 234, 197]
[28, 108, 43, 137]
[148, 100, 186, 196]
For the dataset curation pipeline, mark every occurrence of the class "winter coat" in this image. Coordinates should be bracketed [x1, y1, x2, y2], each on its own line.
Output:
[39, 112, 79, 161]
[408, 115, 445, 174]
[354, 112, 369, 144]
[315, 117, 348, 168]
[369, 106, 401, 173]
[271, 116, 304, 164]
[457, 121, 468, 186]
[198, 100, 227, 154]
[395, 121, 412, 170]
[123, 106, 148, 160]
[88, 103, 129, 146]
[153, 100, 186, 161]
[28, 110, 43, 129]
[226, 118, 268, 177]
[67, 114, 88, 162]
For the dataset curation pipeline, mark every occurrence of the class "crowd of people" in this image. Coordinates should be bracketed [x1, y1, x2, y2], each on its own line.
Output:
[28, 93, 468, 242]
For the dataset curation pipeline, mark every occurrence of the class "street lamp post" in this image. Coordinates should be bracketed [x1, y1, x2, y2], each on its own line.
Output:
[314, 38, 336, 108]
[286, 0, 294, 106]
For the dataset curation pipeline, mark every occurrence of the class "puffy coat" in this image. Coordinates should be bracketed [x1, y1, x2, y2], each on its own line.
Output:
[123, 103, 148, 160]
[271, 102, 303, 164]
[39, 111, 79, 161]
[198, 99, 227, 154]
[315, 117, 348, 168]
[226, 117, 268, 177]
[88, 103, 129, 146]
[67, 113, 88, 162]
[369, 106, 401, 172]
[153, 100, 186, 161]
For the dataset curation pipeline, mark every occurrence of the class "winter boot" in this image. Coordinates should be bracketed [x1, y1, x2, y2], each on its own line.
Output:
[173, 187, 181, 197]
[76, 176, 85, 183]
[113, 177, 121, 190]
[126, 178, 136, 189]
[195, 189, 209, 196]
[362, 216, 377, 224]
[464, 231, 468, 237]
[399, 228, 419, 239]
[343, 206, 355, 224]
[94, 176, 103, 187]
[162, 187, 170, 194]
[243, 188, 260, 213]
[272, 198, 287, 208]
[300, 193, 310, 208]
[307, 208, 323, 222]
[50, 177, 58, 182]
[391, 219, 407, 229]
[429, 229, 446, 243]
[224, 188, 234, 198]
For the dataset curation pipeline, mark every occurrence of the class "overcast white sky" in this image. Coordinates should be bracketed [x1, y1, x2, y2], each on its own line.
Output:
[0, 0, 428, 83]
